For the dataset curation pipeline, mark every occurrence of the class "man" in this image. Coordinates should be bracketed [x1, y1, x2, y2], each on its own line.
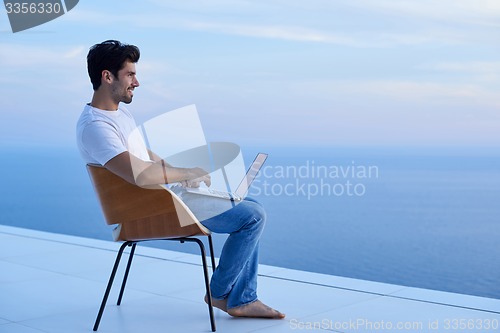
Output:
[76, 40, 285, 319]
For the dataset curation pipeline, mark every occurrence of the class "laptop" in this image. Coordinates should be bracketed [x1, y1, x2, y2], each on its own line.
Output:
[185, 153, 268, 201]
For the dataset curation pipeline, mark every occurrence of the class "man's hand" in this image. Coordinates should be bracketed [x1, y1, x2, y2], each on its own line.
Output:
[181, 167, 211, 188]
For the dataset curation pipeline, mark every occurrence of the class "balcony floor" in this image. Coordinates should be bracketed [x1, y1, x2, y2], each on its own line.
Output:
[1, 225, 499, 333]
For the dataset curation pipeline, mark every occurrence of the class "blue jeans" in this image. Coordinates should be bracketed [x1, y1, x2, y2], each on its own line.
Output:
[173, 188, 266, 309]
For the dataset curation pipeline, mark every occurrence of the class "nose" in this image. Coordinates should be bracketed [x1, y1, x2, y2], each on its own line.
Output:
[133, 77, 140, 87]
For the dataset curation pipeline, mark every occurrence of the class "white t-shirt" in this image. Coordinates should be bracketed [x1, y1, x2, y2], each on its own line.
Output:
[76, 104, 151, 165]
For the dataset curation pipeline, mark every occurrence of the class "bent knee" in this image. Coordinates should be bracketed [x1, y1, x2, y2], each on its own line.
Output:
[245, 198, 265, 218]
[239, 200, 266, 229]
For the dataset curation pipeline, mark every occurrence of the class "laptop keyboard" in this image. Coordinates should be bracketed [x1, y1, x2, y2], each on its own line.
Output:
[208, 188, 232, 198]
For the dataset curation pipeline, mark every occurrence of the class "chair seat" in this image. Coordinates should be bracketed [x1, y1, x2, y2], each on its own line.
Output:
[113, 213, 207, 241]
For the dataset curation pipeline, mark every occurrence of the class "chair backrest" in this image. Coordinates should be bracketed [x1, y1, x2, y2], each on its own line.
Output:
[86, 164, 210, 241]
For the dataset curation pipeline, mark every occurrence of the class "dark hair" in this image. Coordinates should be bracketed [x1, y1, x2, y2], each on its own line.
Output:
[87, 40, 140, 90]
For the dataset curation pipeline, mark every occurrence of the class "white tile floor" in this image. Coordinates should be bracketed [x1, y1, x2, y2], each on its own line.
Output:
[1, 225, 499, 333]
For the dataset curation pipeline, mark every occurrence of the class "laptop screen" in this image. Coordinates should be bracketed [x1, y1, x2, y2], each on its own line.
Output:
[235, 153, 268, 198]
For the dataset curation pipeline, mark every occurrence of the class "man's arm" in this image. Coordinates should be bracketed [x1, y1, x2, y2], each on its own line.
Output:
[148, 149, 178, 168]
[147, 149, 162, 162]
[105, 151, 210, 187]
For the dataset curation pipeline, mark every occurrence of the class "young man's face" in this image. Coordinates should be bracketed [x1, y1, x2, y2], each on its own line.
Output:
[110, 60, 140, 105]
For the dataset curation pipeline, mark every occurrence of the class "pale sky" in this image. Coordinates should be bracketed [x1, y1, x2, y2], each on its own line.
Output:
[1, 0, 499, 148]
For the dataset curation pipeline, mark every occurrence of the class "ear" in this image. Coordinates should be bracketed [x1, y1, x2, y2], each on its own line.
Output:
[101, 70, 113, 84]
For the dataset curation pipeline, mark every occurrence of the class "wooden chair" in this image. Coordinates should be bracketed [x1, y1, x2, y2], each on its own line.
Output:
[86, 164, 216, 332]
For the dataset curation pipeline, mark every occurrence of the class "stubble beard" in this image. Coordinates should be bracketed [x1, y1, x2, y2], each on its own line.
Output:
[111, 85, 133, 105]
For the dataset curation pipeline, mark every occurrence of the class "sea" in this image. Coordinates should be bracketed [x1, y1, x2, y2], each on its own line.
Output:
[1, 145, 499, 300]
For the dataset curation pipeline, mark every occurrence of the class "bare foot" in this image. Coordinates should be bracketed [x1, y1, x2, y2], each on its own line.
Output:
[227, 300, 285, 319]
[204, 294, 228, 312]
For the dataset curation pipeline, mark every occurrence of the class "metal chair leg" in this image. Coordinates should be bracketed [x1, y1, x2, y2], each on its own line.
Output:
[94, 238, 216, 332]
[208, 234, 216, 273]
[93, 241, 132, 331]
[180, 238, 216, 332]
[117, 242, 137, 305]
